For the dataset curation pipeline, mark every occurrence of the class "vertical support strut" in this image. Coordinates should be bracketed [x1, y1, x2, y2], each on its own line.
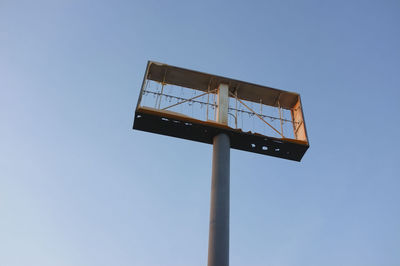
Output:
[278, 100, 284, 137]
[235, 90, 238, 128]
[216, 84, 229, 125]
[208, 83, 230, 266]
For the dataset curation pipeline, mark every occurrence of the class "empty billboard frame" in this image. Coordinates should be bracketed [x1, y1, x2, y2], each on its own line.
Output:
[133, 61, 309, 161]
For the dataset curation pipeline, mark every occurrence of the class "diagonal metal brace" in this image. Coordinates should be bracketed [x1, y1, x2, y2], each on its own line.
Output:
[162, 89, 217, 111]
[229, 91, 284, 138]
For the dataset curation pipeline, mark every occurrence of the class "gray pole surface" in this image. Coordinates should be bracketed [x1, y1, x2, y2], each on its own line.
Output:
[208, 133, 230, 266]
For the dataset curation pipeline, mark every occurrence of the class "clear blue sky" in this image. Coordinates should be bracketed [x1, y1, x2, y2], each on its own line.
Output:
[1, 1, 399, 266]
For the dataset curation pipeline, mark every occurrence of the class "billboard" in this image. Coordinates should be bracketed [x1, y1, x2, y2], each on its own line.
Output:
[133, 61, 309, 161]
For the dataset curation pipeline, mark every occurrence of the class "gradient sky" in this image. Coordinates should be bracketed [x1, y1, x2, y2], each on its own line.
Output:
[1, 1, 400, 266]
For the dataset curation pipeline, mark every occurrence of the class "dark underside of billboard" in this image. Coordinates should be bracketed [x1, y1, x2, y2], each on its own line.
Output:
[133, 107, 309, 161]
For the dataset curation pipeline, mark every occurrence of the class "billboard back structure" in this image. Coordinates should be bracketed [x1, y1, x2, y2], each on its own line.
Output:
[133, 61, 309, 161]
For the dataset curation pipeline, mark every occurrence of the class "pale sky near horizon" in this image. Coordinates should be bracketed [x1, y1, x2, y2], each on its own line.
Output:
[1, 1, 400, 266]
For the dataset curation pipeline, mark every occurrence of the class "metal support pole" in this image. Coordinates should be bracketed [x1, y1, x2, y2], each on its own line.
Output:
[208, 84, 230, 266]
[216, 84, 229, 125]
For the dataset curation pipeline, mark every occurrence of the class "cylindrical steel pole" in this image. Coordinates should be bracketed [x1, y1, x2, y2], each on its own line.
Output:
[208, 133, 230, 266]
[208, 83, 230, 266]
